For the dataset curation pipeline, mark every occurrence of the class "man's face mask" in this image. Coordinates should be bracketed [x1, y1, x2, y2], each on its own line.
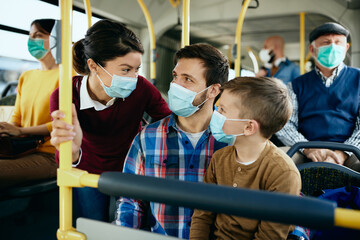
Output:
[314, 43, 346, 69]
[168, 82, 210, 117]
[96, 63, 138, 99]
[210, 110, 250, 144]
[28, 38, 49, 60]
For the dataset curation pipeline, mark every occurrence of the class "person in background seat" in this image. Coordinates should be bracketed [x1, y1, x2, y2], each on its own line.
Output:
[256, 35, 300, 85]
[276, 22, 360, 172]
[0, 19, 59, 189]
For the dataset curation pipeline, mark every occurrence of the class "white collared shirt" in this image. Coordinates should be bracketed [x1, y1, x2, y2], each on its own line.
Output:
[79, 75, 116, 111]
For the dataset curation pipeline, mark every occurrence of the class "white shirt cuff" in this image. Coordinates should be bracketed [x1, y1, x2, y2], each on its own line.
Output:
[72, 148, 82, 167]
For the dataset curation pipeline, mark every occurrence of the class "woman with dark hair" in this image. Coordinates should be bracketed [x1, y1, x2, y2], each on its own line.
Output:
[0, 19, 59, 188]
[50, 19, 171, 221]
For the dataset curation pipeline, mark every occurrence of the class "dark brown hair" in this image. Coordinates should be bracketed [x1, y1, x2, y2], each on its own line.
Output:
[174, 43, 229, 87]
[73, 19, 144, 75]
[221, 77, 292, 139]
[31, 19, 55, 35]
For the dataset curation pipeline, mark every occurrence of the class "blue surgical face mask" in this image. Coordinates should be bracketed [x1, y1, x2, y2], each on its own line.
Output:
[168, 82, 210, 117]
[28, 38, 49, 60]
[210, 110, 250, 144]
[315, 43, 346, 69]
[96, 63, 137, 99]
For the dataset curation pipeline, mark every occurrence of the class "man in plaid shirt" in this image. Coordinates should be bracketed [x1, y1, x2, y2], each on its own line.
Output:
[115, 43, 229, 238]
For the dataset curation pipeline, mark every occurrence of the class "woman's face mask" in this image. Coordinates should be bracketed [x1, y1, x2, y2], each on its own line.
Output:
[210, 110, 250, 144]
[28, 38, 49, 60]
[168, 82, 210, 117]
[96, 63, 138, 99]
[314, 43, 346, 69]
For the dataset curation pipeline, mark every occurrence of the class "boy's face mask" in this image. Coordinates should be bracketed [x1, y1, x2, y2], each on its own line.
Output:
[210, 110, 250, 144]
[168, 82, 210, 117]
[315, 43, 346, 69]
[28, 38, 49, 60]
[96, 63, 138, 99]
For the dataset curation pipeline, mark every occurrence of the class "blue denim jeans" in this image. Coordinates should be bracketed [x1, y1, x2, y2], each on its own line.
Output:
[73, 187, 110, 222]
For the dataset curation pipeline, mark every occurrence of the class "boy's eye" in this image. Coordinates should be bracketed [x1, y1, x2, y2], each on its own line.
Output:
[186, 77, 192, 82]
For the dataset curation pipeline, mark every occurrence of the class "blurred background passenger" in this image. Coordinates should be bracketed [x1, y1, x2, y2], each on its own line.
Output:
[257, 35, 300, 85]
[0, 19, 58, 189]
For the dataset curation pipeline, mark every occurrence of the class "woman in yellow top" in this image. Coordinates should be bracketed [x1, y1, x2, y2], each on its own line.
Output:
[0, 19, 59, 188]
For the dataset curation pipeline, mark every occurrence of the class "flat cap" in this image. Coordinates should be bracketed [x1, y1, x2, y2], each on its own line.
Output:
[309, 22, 349, 42]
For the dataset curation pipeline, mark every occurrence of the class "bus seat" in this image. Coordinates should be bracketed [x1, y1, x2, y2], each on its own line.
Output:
[0, 94, 16, 106]
[0, 178, 58, 201]
[0, 105, 15, 122]
[286, 141, 360, 196]
[297, 162, 360, 197]
[77, 217, 178, 240]
[1, 81, 18, 99]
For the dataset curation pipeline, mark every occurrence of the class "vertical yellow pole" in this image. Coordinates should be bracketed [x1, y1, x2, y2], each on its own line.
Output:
[181, 0, 190, 47]
[137, 0, 156, 81]
[83, 0, 92, 28]
[228, 44, 232, 67]
[235, 0, 251, 77]
[300, 12, 306, 74]
[58, 0, 74, 237]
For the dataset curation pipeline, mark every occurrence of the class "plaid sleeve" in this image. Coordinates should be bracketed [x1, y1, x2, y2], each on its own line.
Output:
[114, 132, 146, 228]
[276, 83, 308, 147]
[344, 109, 360, 156]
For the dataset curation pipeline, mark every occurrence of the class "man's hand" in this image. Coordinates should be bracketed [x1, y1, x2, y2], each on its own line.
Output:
[303, 148, 340, 163]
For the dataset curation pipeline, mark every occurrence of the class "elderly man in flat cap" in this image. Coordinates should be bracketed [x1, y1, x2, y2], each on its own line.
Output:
[276, 22, 360, 172]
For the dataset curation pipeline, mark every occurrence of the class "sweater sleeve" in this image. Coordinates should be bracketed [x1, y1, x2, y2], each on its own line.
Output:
[190, 158, 217, 240]
[142, 77, 172, 121]
[253, 169, 301, 240]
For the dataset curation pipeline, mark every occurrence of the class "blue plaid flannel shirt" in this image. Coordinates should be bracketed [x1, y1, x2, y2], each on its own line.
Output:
[115, 114, 227, 239]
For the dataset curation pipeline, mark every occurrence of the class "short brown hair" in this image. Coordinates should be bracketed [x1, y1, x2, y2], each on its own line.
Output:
[174, 43, 229, 87]
[221, 77, 292, 139]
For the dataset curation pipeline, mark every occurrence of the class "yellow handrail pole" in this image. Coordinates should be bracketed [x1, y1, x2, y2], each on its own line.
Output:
[137, 0, 156, 81]
[335, 208, 360, 230]
[228, 44, 232, 67]
[57, 0, 79, 239]
[235, 0, 251, 77]
[181, 0, 190, 47]
[299, 12, 306, 74]
[83, 0, 92, 28]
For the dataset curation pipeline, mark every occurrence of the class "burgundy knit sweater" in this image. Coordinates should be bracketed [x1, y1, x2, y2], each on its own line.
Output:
[50, 75, 171, 174]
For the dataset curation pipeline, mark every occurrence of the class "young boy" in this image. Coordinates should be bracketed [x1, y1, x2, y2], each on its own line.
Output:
[190, 77, 301, 240]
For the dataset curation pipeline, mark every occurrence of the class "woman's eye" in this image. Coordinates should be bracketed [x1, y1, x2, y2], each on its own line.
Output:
[123, 69, 130, 73]
[186, 77, 192, 82]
